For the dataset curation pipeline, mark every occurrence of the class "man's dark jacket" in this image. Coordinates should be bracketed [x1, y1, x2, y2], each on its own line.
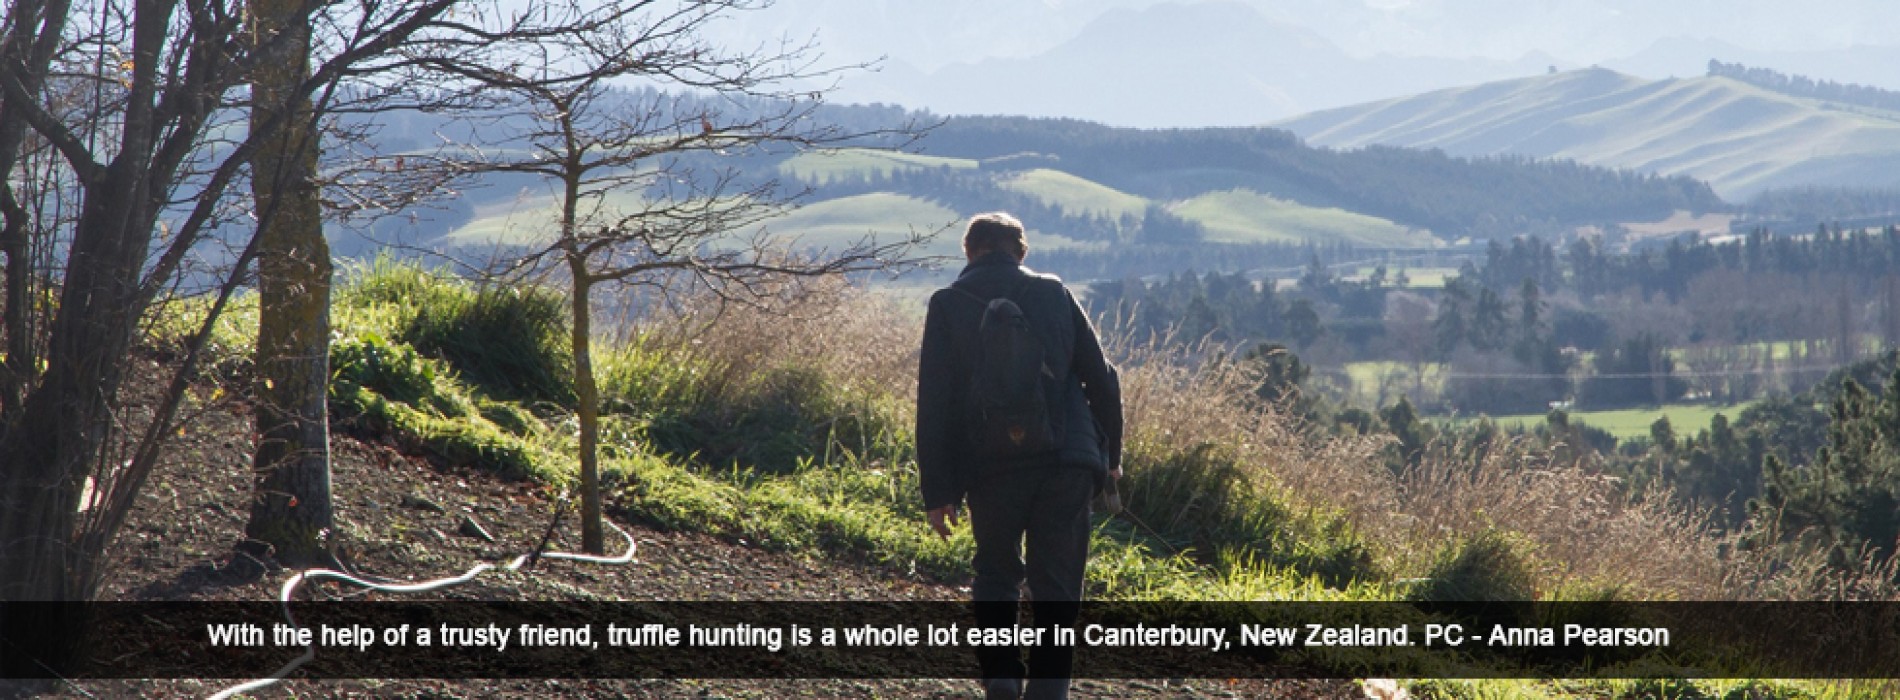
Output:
[916, 251, 1123, 511]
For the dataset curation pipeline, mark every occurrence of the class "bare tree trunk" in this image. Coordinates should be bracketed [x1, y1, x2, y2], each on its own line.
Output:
[0, 185, 32, 417]
[570, 260, 604, 554]
[0, 147, 162, 690]
[0, 119, 36, 421]
[243, 0, 334, 565]
[0, 0, 66, 420]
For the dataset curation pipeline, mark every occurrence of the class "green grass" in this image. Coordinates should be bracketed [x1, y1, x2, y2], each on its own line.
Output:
[1461, 402, 1760, 440]
[738, 192, 1100, 258]
[1391, 268, 1456, 288]
[778, 148, 978, 184]
[997, 168, 1149, 219]
[444, 188, 659, 248]
[444, 195, 559, 247]
[1172, 188, 1433, 247]
[742, 192, 964, 256]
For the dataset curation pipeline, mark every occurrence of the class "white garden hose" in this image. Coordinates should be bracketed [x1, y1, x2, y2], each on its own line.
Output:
[206, 522, 636, 700]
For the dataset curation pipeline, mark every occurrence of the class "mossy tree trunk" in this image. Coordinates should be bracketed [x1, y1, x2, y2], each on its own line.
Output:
[569, 257, 604, 554]
[243, 0, 335, 566]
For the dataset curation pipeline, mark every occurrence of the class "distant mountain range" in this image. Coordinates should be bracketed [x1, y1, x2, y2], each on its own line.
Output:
[776, 1, 1900, 131]
[1274, 67, 1900, 199]
[830, 1, 1562, 127]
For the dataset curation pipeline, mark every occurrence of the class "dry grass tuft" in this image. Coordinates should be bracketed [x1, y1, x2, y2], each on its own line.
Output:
[612, 279, 923, 410]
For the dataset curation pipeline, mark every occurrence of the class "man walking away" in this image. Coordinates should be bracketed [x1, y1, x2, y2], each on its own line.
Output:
[916, 212, 1123, 700]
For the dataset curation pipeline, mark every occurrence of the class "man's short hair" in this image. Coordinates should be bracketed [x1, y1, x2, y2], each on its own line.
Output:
[963, 212, 1028, 261]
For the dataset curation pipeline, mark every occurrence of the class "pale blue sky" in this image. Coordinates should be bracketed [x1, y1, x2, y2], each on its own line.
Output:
[722, 0, 1900, 71]
[700, 0, 1900, 126]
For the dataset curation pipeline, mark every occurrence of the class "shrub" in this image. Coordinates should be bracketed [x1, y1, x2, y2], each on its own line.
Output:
[404, 284, 571, 405]
[1119, 441, 1378, 587]
[1409, 528, 1539, 602]
[339, 257, 572, 405]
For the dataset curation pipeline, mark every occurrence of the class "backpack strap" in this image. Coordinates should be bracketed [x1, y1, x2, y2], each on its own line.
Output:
[946, 284, 987, 306]
[948, 277, 1035, 307]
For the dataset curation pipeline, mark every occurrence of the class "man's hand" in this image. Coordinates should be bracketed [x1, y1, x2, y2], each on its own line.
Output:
[927, 504, 960, 540]
[1111, 467, 1123, 480]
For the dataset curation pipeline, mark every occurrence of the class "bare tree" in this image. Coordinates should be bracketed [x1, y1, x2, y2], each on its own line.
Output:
[412, 0, 928, 553]
[0, 0, 461, 675]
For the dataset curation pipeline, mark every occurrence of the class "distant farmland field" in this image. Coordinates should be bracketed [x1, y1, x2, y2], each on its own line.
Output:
[1173, 189, 1432, 247]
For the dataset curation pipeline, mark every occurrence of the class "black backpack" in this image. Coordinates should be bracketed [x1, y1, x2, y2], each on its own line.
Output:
[951, 279, 1060, 461]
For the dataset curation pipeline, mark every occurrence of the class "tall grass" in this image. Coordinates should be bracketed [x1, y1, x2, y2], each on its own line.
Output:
[596, 279, 917, 474]
[613, 281, 1789, 600]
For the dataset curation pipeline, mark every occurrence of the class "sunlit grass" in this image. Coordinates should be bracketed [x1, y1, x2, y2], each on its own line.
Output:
[1173, 188, 1432, 247]
[998, 168, 1149, 219]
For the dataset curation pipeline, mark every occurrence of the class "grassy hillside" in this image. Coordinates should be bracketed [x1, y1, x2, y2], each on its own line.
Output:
[744, 192, 966, 256]
[1173, 188, 1433, 247]
[998, 167, 1149, 219]
[778, 148, 978, 183]
[923, 116, 1721, 240]
[1276, 67, 1900, 199]
[445, 189, 658, 248]
[444, 191, 975, 257]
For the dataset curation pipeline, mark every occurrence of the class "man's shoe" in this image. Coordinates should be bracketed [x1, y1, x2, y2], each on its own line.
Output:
[982, 677, 1023, 700]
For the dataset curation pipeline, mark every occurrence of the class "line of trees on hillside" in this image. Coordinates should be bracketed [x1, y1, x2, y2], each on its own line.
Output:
[1747, 186, 1900, 225]
[1564, 226, 1900, 303]
[1035, 239, 1394, 282]
[917, 118, 1726, 240]
[1709, 59, 1900, 113]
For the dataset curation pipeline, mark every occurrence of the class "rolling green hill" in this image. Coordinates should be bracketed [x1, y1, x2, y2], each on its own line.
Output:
[447, 191, 981, 257]
[1275, 67, 1900, 199]
[745, 192, 964, 256]
[997, 168, 1148, 219]
[444, 189, 669, 248]
[425, 96, 1735, 259]
[1173, 188, 1432, 247]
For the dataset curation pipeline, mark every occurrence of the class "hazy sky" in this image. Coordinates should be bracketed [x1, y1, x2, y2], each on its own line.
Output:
[1311, 0, 1899, 61]
[724, 0, 1900, 72]
[698, 0, 1900, 126]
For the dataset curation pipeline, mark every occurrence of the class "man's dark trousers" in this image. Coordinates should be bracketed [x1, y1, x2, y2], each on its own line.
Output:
[967, 462, 1093, 696]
